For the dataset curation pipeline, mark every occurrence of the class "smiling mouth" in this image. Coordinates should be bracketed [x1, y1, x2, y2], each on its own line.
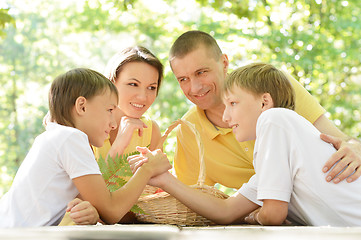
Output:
[131, 103, 145, 108]
[194, 90, 209, 98]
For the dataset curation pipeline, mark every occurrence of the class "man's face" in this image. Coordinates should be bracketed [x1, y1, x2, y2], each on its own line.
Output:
[170, 45, 228, 110]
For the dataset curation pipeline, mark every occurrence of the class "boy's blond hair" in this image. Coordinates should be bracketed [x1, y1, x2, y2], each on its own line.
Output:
[225, 63, 295, 110]
[49, 68, 119, 128]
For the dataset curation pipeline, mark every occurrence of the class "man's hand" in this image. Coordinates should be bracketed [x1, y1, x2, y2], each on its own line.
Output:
[66, 198, 100, 225]
[321, 133, 361, 183]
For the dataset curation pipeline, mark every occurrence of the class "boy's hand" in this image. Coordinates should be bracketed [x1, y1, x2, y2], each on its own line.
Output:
[128, 154, 148, 174]
[244, 208, 261, 225]
[66, 198, 99, 225]
[148, 171, 173, 188]
[135, 146, 172, 177]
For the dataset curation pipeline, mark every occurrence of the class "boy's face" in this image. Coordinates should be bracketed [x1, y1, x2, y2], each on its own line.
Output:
[222, 86, 264, 142]
[77, 89, 118, 147]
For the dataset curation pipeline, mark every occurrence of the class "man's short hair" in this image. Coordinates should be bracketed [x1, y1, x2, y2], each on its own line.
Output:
[169, 30, 222, 61]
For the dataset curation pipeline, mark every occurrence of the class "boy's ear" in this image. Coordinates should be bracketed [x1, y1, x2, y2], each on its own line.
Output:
[261, 93, 274, 111]
[74, 96, 87, 116]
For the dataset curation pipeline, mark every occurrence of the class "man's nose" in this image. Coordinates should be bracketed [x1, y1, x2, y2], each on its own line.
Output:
[190, 78, 202, 93]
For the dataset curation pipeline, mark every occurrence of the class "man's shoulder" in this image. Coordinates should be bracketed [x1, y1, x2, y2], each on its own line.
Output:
[181, 105, 206, 124]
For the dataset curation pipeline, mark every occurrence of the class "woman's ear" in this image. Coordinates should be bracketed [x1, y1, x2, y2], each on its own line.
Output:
[74, 96, 87, 116]
[261, 93, 274, 112]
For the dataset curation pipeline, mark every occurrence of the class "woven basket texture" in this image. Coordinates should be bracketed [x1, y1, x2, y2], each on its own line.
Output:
[135, 119, 229, 226]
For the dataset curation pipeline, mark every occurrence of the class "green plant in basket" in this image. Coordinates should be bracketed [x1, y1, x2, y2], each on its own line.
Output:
[97, 151, 144, 214]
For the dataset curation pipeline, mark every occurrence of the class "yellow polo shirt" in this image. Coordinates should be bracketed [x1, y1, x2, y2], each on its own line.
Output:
[174, 74, 326, 189]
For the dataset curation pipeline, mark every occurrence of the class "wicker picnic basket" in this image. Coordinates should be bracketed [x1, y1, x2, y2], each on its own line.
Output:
[135, 119, 229, 226]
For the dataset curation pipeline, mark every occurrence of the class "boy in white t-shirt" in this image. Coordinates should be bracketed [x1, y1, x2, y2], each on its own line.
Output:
[129, 63, 361, 226]
[0, 68, 171, 227]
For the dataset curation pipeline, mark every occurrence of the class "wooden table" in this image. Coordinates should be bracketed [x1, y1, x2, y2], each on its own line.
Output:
[0, 224, 361, 240]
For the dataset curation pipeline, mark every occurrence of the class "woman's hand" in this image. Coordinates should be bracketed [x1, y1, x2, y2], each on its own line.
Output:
[109, 115, 148, 158]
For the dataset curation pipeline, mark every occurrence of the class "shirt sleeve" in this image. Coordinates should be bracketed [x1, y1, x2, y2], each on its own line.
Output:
[238, 174, 263, 206]
[61, 131, 101, 179]
[255, 118, 294, 203]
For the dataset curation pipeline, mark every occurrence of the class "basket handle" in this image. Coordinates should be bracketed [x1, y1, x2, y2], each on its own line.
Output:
[155, 119, 205, 186]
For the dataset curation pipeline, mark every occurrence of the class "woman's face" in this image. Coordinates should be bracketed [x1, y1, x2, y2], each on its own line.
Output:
[114, 62, 159, 118]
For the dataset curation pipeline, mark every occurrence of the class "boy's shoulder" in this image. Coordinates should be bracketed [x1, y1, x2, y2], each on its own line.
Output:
[261, 108, 296, 119]
[258, 108, 313, 130]
[44, 122, 88, 143]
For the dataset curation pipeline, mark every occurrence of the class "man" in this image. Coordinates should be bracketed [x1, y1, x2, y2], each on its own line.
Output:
[170, 30, 361, 189]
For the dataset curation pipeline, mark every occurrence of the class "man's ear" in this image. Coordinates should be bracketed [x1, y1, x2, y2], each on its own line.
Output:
[74, 96, 87, 116]
[221, 53, 229, 75]
[261, 93, 274, 111]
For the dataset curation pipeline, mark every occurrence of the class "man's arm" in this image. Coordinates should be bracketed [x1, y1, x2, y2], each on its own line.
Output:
[314, 114, 361, 183]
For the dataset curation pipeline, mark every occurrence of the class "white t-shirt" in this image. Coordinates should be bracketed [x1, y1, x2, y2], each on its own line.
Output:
[0, 122, 101, 227]
[239, 108, 361, 226]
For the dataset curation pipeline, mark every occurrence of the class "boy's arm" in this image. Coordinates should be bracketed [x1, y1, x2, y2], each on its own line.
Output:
[245, 199, 288, 226]
[72, 149, 171, 224]
[152, 172, 259, 224]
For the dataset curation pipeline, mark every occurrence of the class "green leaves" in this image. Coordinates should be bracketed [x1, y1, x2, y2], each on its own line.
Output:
[0, 8, 15, 38]
[98, 152, 144, 214]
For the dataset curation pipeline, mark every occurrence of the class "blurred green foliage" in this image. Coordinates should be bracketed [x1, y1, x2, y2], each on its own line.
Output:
[0, 0, 360, 195]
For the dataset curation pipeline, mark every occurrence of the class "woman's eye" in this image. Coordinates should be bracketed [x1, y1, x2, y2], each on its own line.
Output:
[148, 86, 157, 91]
[129, 83, 137, 87]
[230, 102, 236, 106]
